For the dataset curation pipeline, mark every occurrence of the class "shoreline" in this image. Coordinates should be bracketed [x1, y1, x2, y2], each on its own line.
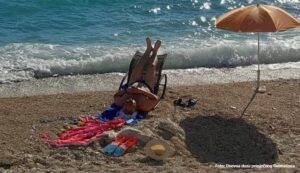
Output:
[1, 62, 300, 98]
[0, 79, 299, 172]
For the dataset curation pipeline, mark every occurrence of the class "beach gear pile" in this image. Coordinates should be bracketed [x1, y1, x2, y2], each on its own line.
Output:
[34, 96, 196, 159]
[40, 117, 125, 147]
[36, 104, 146, 156]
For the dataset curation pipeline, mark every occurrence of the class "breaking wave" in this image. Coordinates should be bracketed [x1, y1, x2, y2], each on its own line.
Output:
[1, 39, 300, 83]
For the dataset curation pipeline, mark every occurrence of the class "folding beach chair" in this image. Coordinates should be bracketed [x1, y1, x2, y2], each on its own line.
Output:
[118, 51, 168, 110]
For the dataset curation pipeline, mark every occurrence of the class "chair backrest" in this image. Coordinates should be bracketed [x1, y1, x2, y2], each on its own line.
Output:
[127, 51, 167, 95]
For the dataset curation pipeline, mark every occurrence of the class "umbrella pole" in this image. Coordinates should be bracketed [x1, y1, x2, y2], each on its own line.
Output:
[241, 32, 260, 117]
[257, 32, 261, 88]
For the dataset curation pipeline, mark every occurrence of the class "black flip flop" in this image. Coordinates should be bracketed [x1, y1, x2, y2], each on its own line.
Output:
[186, 98, 198, 107]
[174, 98, 197, 108]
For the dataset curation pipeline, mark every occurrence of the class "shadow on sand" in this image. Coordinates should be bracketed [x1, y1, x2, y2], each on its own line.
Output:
[180, 115, 278, 165]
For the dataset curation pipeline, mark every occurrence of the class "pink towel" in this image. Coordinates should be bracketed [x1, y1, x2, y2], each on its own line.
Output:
[40, 116, 125, 147]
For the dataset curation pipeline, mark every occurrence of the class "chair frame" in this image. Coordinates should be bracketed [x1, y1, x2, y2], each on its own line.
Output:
[118, 51, 167, 109]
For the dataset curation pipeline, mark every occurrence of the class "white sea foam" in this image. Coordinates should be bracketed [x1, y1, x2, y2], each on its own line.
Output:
[200, 16, 207, 22]
[200, 2, 211, 10]
[191, 21, 198, 26]
[149, 7, 161, 14]
[0, 39, 299, 84]
[0, 62, 299, 98]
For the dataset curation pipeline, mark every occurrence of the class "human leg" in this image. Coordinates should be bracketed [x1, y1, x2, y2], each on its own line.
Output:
[128, 37, 153, 85]
[114, 90, 129, 107]
[144, 40, 161, 91]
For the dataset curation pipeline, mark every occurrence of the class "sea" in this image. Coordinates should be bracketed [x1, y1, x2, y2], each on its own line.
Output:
[0, 0, 299, 97]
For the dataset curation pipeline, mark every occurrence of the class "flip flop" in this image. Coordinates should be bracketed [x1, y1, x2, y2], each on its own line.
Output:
[173, 98, 187, 107]
[113, 136, 137, 157]
[102, 135, 126, 154]
[187, 98, 198, 107]
[173, 98, 198, 108]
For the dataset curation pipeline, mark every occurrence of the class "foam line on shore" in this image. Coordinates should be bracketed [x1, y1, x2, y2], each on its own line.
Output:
[1, 40, 300, 84]
[0, 62, 299, 98]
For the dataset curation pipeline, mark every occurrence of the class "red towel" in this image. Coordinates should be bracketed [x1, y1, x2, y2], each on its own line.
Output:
[41, 117, 125, 147]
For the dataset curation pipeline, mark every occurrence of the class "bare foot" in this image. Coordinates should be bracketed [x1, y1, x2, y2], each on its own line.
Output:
[146, 37, 153, 50]
[152, 40, 161, 54]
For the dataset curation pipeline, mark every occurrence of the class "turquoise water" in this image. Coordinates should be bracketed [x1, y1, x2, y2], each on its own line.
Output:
[0, 0, 300, 83]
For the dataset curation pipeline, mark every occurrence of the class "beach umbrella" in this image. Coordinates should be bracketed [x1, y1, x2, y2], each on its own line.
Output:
[215, 4, 300, 117]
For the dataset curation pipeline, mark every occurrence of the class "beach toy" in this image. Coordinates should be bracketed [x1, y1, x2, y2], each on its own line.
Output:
[113, 136, 137, 157]
[145, 139, 173, 161]
[102, 135, 126, 154]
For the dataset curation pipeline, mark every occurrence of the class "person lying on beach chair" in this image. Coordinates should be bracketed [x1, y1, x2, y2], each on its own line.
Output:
[114, 37, 165, 114]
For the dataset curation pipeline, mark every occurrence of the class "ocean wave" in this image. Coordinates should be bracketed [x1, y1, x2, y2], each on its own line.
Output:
[0, 40, 300, 84]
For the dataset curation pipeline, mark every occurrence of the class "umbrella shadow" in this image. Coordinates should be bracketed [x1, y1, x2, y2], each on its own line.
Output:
[180, 115, 278, 165]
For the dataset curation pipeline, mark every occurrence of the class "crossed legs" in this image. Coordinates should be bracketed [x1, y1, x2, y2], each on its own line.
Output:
[128, 37, 152, 86]
[144, 40, 161, 91]
[128, 37, 161, 91]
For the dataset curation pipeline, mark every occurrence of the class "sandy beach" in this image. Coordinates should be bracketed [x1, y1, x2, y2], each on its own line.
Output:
[0, 79, 299, 172]
[1, 0, 300, 172]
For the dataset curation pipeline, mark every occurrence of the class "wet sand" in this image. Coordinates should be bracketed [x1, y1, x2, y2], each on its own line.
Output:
[0, 79, 299, 172]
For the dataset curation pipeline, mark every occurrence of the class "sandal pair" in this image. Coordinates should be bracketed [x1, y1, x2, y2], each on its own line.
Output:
[173, 98, 198, 108]
[102, 135, 137, 157]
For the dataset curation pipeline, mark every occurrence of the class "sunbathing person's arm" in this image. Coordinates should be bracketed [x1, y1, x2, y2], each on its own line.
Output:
[114, 89, 128, 107]
[126, 86, 158, 100]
